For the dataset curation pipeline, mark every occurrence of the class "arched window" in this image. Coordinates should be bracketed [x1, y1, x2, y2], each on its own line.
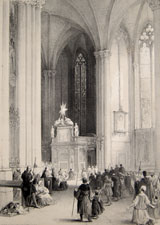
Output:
[139, 24, 154, 128]
[74, 52, 87, 135]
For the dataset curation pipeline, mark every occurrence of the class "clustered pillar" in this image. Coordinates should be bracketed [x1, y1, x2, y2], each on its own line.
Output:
[148, 0, 160, 171]
[0, 0, 13, 208]
[17, 0, 44, 167]
[42, 69, 56, 161]
[94, 50, 111, 171]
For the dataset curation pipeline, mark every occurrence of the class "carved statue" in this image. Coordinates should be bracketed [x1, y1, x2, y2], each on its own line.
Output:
[51, 125, 55, 138]
[9, 38, 16, 87]
[10, 38, 16, 74]
[74, 123, 79, 137]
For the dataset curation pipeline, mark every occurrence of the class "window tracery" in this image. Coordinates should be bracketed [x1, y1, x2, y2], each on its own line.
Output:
[139, 23, 154, 128]
[74, 52, 87, 135]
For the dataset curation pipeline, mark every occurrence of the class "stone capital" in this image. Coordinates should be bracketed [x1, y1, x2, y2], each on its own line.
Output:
[96, 135, 104, 142]
[13, 0, 46, 8]
[147, 0, 160, 11]
[43, 69, 56, 79]
[94, 50, 111, 59]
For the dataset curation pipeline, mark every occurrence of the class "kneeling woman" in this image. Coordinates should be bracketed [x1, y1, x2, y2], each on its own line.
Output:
[129, 185, 155, 225]
[74, 178, 92, 222]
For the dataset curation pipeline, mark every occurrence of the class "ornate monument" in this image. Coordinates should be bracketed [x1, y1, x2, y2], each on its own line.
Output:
[51, 104, 96, 173]
[53, 103, 73, 142]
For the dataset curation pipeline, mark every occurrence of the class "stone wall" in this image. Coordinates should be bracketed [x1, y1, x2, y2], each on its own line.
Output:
[134, 128, 155, 171]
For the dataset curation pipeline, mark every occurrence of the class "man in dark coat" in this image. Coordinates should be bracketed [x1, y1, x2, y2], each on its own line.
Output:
[21, 166, 39, 207]
[119, 164, 126, 174]
[74, 178, 92, 222]
[112, 173, 121, 200]
[41, 167, 50, 189]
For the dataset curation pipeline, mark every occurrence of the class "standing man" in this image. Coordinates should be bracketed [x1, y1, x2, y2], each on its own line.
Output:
[74, 178, 92, 222]
[21, 166, 39, 208]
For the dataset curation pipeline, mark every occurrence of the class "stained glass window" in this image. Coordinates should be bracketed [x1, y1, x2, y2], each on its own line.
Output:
[74, 53, 87, 135]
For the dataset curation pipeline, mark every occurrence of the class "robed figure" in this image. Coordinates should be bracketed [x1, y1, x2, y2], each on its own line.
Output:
[74, 178, 92, 222]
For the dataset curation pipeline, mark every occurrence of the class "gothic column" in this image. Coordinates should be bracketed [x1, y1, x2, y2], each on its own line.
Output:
[148, 0, 160, 171]
[94, 51, 103, 171]
[103, 50, 112, 169]
[0, 0, 13, 208]
[26, 2, 32, 165]
[34, 4, 43, 165]
[0, 1, 3, 169]
[17, 0, 45, 167]
[129, 48, 136, 171]
[31, 4, 36, 166]
[49, 70, 56, 126]
[17, 1, 26, 167]
[42, 70, 50, 141]
[0, 0, 10, 169]
[42, 69, 56, 161]
[31, 3, 43, 166]
[94, 50, 112, 171]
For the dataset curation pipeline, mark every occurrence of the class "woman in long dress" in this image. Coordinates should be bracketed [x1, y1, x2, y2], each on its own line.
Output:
[102, 175, 113, 205]
[129, 186, 155, 225]
[33, 179, 53, 207]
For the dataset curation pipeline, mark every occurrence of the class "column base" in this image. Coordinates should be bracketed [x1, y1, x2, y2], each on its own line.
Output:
[0, 169, 13, 209]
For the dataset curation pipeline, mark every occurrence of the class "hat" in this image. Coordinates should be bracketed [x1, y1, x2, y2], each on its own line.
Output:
[82, 177, 88, 183]
[140, 185, 146, 192]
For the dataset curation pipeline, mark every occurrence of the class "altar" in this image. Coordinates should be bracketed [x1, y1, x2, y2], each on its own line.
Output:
[51, 104, 96, 173]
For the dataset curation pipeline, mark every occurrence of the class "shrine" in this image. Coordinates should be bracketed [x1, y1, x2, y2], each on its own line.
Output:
[51, 104, 96, 173]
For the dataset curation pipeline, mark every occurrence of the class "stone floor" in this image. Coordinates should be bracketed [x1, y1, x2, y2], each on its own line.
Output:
[0, 181, 159, 225]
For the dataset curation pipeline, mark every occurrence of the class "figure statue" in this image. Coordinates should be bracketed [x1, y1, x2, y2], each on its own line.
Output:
[74, 123, 79, 137]
[9, 38, 16, 87]
[59, 103, 68, 120]
[51, 125, 55, 138]
[10, 38, 16, 74]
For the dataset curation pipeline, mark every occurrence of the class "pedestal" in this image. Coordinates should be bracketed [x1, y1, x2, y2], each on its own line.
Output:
[56, 126, 73, 142]
[51, 136, 96, 174]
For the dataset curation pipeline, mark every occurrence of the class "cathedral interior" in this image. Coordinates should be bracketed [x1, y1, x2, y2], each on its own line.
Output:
[0, 0, 160, 214]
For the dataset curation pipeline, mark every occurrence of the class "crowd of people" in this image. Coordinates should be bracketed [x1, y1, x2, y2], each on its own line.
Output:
[74, 164, 131, 222]
[12, 165, 70, 208]
[20, 166, 53, 208]
[12, 164, 160, 224]
[75, 165, 160, 224]
[129, 170, 160, 225]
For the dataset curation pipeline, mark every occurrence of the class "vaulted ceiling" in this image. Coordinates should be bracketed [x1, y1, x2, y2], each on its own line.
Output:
[42, 0, 153, 68]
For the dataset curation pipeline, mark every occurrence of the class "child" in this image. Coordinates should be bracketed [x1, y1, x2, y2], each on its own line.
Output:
[129, 186, 155, 225]
[92, 190, 101, 219]
[92, 190, 104, 219]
